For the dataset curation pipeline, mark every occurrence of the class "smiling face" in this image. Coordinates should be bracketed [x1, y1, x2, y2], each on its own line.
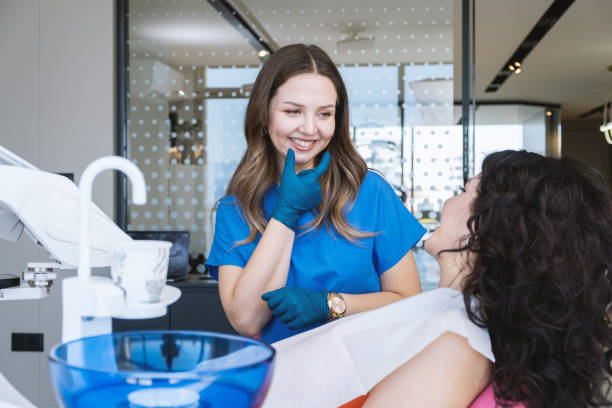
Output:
[267, 73, 337, 173]
[424, 176, 481, 259]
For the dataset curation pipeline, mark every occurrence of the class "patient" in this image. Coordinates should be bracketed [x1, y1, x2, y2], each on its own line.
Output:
[263, 150, 611, 408]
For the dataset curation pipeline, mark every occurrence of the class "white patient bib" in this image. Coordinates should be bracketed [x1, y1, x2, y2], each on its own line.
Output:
[263, 287, 493, 408]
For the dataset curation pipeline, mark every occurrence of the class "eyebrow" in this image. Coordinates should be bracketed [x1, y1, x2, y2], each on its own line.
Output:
[282, 101, 335, 109]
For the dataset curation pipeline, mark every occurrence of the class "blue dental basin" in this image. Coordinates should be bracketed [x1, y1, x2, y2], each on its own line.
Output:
[49, 331, 275, 408]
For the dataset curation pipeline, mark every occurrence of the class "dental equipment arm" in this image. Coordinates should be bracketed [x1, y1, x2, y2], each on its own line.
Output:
[0, 164, 131, 271]
[0, 147, 179, 332]
[0, 145, 36, 244]
[0, 147, 181, 407]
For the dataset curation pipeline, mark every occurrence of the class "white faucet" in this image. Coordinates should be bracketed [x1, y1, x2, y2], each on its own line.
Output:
[78, 157, 146, 279]
[62, 156, 147, 342]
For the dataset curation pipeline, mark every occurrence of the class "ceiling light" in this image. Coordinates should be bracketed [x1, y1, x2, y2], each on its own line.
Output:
[545, 110, 552, 116]
[139, 23, 230, 45]
[337, 31, 375, 53]
[258, 49, 269, 58]
[485, 1, 573, 93]
[508, 64, 522, 74]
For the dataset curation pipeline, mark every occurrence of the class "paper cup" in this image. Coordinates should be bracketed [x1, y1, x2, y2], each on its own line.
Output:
[110, 240, 172, 304]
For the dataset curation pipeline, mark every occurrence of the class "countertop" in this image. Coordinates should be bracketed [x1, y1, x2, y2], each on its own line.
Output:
[168, 274, 219, 288]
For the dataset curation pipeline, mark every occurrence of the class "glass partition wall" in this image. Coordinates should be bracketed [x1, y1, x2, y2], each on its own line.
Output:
[120, 0, 558, 289]
[121, 0, 457, 289]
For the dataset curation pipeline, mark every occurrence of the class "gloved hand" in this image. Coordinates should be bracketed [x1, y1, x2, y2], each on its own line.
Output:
[261, 286, 329, 330]
[271, 148, 331, 231]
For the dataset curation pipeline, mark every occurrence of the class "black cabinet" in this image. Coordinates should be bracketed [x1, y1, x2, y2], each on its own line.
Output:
[112, 276, 237, 334]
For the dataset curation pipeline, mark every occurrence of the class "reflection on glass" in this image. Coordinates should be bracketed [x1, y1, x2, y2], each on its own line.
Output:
[168, 112, 204, 165]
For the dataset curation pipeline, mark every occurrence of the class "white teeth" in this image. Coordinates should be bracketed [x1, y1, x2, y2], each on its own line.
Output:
[291, 138, 314, 148]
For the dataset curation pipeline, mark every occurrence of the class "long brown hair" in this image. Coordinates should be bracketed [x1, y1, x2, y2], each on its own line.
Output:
[225, 44, 370, 244]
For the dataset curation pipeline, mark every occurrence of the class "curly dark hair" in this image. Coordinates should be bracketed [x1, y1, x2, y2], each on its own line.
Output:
[462, 150, 612, 408]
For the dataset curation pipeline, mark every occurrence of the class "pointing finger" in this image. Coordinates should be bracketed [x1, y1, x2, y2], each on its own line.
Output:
[283, 148, 296, 175]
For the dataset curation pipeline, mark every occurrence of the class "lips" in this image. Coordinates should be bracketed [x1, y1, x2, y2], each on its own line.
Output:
[289, 137, 315, 150]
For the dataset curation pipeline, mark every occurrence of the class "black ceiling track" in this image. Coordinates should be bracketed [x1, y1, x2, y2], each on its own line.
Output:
[578, 102, 611, 118]
[206, 0, 274, 54]
[485, 0, 575, 93]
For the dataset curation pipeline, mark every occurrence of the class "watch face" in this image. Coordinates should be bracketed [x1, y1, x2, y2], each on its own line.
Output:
[330, 296, 346, 314]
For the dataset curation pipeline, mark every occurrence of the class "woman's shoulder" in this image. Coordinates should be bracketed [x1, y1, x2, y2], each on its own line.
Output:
[217, 194, 237, 206]
[214, 194, 252, 233]
[363, 169, 386, 184]
[359, 170, 401, 203]
[215, 194, 243, 218]
[362, 169, 395, 192]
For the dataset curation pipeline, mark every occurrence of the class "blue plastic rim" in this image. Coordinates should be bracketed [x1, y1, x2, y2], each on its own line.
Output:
[48, 330, 275, 408]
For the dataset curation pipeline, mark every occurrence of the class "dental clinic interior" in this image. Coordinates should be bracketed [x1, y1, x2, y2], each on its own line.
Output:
[1, 0, 611, 406]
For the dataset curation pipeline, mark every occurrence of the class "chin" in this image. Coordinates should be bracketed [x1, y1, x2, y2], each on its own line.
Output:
[423, 235, 437, 258]
[293, 150, 323, 165]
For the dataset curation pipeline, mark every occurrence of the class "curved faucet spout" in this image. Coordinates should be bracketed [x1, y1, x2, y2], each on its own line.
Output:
[78, 156, 146, 279]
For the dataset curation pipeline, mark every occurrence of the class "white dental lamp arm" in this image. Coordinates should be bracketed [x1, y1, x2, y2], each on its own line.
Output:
[0, 152, 135, 301]
[0, 145, 36, 244]
[0, 164, 133, 269]
[0, 210, 24, 242]
[78, 157, 146, 279]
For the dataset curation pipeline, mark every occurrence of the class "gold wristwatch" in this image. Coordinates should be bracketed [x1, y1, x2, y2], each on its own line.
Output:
[327, 292, 346, 320]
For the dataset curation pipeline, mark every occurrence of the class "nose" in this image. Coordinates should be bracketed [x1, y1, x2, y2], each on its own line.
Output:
[299, 114, 316, 136]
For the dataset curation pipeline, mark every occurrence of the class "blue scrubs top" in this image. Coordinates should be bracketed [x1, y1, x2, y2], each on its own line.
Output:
[206, 171, 426, 344]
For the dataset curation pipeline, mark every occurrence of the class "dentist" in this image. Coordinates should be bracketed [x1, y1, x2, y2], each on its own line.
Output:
[206, 44, 426, 343]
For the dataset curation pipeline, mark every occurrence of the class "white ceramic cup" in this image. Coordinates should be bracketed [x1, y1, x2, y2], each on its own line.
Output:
[110, 240, 172, 304]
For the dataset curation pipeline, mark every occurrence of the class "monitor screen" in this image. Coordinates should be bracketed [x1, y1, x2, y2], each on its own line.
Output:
[127, 230, 190, 279]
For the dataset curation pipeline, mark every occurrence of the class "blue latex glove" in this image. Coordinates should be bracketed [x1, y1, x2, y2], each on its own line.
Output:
[271, 149, 331, 231]
[261, 287, 329, 330]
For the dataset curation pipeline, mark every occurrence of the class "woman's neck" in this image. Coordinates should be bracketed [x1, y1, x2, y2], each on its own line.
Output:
[436, 254, 466, 291]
